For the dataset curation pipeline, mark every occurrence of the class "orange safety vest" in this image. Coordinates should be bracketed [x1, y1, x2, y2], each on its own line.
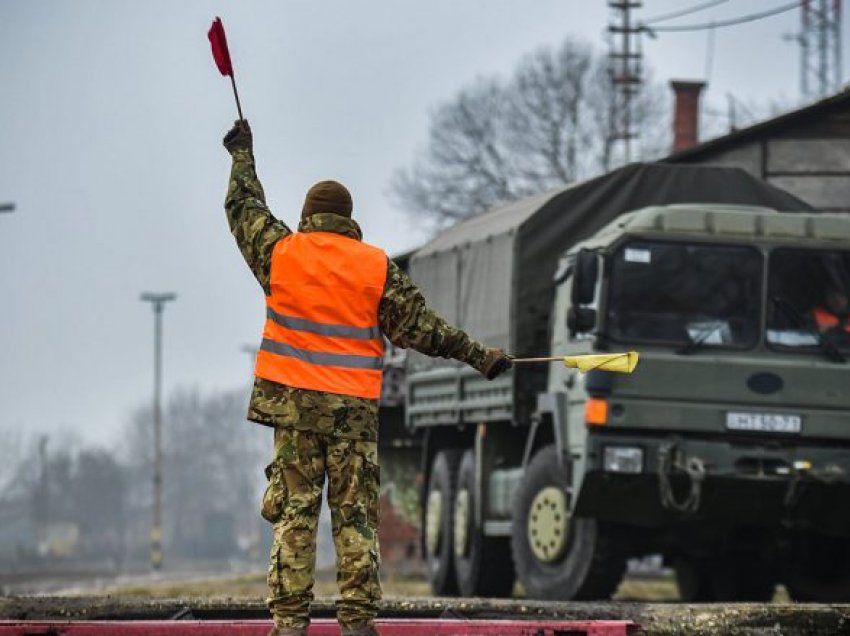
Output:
[255, 231, 387, 399]
[813, 307, 850, 333]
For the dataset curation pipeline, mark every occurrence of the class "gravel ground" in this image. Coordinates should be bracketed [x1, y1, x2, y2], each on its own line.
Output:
[2, 593, 849, 635]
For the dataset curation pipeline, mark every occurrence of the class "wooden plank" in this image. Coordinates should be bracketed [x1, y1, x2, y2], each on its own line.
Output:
[767, 175, 850, 210]
[693, 142, 762, 176]
[768, 139, 850, 172]
[0, 619, 638, 636]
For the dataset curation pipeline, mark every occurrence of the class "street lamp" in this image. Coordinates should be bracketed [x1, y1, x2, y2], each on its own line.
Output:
[140, 292, 177, 572]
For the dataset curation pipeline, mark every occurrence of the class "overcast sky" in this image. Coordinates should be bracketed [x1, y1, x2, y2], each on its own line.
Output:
[1, 0, 847, 446]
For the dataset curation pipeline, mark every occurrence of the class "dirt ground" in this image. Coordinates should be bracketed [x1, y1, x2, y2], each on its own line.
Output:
[91, 571, 792, 604]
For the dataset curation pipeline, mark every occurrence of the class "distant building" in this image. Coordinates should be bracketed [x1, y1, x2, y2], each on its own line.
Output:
[664, 85, 850, 213]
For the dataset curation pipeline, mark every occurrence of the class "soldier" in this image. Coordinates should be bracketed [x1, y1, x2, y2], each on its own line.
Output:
[222, 120, 512, 636]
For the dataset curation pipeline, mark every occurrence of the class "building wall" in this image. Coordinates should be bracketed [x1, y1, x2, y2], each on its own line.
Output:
[677, 104, 850, 213]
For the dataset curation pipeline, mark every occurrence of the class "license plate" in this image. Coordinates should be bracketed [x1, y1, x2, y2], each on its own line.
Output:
[726, 412, 802, 434]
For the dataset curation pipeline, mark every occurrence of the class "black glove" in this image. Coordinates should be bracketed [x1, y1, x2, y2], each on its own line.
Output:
[480, 348, 513, 380]
[223, 119, 252, 153]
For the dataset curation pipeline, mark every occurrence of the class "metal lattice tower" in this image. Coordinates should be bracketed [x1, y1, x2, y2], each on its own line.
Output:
[608, 1, 643, 163]
[799, 0, 843, 99]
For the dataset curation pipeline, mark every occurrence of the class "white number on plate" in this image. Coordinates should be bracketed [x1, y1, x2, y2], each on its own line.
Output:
[726, 412, 801, 433]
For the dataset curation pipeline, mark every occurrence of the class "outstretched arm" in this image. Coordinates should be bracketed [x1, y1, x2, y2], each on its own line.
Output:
[223, 121, 291, 294]
[378, 260, 511, 379]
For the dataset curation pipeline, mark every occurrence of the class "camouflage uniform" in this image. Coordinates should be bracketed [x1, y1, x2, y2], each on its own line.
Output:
[225, 147, 490, 631]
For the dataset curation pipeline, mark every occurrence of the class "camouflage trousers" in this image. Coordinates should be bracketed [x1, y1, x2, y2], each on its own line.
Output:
[262, 426, 382, 631]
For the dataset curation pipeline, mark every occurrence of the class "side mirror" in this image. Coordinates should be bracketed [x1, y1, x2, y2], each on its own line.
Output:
[567, 306, 597, 336]
[570, 249, 598, 306]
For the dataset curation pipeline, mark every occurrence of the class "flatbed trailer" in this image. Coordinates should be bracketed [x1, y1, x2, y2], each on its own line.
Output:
[3, 596, 850, 635]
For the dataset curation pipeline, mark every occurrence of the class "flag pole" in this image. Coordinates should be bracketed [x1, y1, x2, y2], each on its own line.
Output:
[230, 74, 244, 122]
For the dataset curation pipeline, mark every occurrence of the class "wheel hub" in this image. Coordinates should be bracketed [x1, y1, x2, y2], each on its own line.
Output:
[425, 489, 443, 555]
[453, 488, 471, 559]
[527, 486, 569, 563]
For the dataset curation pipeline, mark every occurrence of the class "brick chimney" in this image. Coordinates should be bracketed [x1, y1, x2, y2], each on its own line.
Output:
[670, 80, 706, 153]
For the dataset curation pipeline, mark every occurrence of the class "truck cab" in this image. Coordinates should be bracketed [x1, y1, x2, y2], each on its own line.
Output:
[537, 204, 850, 601]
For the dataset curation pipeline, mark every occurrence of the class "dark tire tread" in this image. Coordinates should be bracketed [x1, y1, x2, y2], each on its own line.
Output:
[511, 445, 626, 600]
[455, 449, 515, 597]
[424, 449, 463, 596]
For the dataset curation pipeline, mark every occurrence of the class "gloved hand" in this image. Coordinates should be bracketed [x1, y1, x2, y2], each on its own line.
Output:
[480, 348, 513, 380]
[223, 119, 252, 153]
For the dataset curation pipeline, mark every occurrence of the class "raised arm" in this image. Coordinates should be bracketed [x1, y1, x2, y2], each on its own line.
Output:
[378, 259, 511, 379]
[223, 120, 291, 294]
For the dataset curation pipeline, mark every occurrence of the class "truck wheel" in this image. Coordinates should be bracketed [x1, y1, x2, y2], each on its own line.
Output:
[424, 449, 462, 596]
[711, 553, 776, 601]
[676, 554, 775, 601]
[785, 535, 850, 602]
[453, 449, 515, 597]
[511, 445, 626, 600]
[674, 558, 714, 601]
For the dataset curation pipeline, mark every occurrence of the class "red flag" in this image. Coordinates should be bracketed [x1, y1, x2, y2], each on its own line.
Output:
[208, 17, 233, 77]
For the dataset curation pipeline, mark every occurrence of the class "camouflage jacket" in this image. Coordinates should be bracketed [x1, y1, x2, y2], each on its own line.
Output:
[225, 148, 489, 441]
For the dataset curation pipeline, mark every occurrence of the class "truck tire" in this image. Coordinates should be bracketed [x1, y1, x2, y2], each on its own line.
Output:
[453, 449, 515, 597]
[674, 558, 714, 602]
[511, 445, 626, 600]
[676, 554, 775, 602]
[711, 553, 776, 601]
[785, 535, 850, 602]
[424, 449, 462, 596]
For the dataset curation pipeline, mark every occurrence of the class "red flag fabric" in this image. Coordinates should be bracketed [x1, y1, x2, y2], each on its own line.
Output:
[208, 17, 233, 77]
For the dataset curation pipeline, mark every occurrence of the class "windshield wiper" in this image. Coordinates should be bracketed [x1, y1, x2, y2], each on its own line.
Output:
[771, 296, 846, 364]
[676, 319, 727, 355]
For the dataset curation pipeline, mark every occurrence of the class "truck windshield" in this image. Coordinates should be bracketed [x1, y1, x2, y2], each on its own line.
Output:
[767, 248, 850, 354]
[607, 241, 761, 348]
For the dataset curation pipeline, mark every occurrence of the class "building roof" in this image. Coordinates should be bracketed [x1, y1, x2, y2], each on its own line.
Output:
[663, 87, 850, 163]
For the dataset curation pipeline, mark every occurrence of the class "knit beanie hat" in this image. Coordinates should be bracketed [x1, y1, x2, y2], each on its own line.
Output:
[301, 180, 353, 219]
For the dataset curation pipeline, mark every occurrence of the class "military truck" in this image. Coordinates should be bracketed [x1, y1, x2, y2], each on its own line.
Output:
[406, 163, 850, 602]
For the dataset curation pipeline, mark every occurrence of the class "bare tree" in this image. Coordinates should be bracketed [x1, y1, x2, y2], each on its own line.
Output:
[124, 387, 269, 560]
[0, 427, 23, 498]
[391, 36, 669, 225]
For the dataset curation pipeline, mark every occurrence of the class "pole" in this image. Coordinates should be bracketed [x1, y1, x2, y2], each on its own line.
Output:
[230, 74, 244, 122]
[140, 292, 177, 572]
[240, 346, 260, 560]
[241, 344, 258, 382]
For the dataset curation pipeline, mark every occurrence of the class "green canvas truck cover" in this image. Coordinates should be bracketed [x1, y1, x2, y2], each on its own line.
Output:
[408, 163, 814, 377]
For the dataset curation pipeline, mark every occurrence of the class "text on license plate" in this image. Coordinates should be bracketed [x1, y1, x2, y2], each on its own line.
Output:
[726, 412, 802, 433]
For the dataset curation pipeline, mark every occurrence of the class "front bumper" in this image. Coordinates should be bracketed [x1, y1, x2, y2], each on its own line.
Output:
[574, 431, 850, 537]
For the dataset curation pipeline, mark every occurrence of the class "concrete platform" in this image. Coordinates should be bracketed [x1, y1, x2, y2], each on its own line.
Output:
[1, 596, 849, 635]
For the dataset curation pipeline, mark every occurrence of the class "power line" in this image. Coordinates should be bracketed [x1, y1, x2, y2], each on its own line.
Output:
[644, 0, 729, 25]
[646, 1, 800, 33]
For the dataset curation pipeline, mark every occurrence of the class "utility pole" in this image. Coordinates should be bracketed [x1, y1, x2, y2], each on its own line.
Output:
[240, 345, 261, 561]
[140, 292, 177, 572]
[241, 344, 258, 383]
[792, 0, 843, 99]
[608, 1, 643, 164]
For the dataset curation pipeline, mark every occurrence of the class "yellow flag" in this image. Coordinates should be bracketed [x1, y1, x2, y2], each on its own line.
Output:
[563, 351, 639, 374]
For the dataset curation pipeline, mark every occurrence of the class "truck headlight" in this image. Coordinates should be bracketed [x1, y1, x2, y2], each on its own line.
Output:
[603, 446, 643, 474]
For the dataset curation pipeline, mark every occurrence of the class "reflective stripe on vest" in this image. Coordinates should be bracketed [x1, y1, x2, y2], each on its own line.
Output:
[255, 231, 387, 399]
[814, 307, 850, 333]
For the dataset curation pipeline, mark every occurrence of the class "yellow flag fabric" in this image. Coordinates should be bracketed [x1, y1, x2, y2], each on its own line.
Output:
[563, 352, 639, 374]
